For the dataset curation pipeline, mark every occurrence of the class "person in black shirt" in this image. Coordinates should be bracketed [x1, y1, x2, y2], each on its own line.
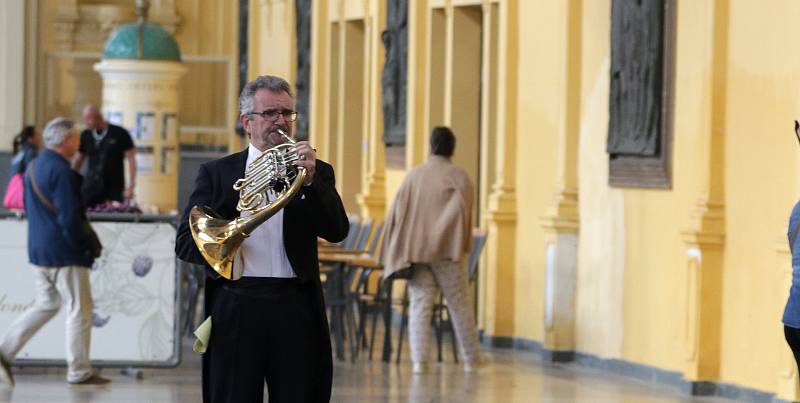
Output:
[72, 105, 136, 207]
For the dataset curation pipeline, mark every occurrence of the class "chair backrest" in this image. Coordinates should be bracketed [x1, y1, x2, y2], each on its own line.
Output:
[467, 230, 487, 282]
[354, 218, 374, 251]
[367, 221, 384, 256]
[339, 214, 361, 248]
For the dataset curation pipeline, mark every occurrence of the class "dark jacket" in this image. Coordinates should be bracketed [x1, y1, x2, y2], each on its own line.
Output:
[25, 149, 95, 268]
[175, 149, 349, 279]
[175, 148, 349, 402]
[11, 143, 38, 176]
[784, 201, 800, 327]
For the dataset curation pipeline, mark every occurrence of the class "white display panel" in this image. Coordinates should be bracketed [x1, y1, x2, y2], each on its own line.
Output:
[0, 219, 180, 367]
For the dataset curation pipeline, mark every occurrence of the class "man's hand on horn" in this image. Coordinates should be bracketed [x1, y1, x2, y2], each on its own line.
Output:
[293, 141, 316, 185]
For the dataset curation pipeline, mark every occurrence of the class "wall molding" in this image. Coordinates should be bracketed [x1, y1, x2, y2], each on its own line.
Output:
[479, 334, 783, 403]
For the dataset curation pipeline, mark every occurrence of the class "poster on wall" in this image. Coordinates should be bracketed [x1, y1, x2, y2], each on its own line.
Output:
[161, 113, 178, 141]
[161, 146, 177, 174]
[0, 220, 180, 366]
[136, 146, 155, 174]
[106, 111, 123, 126]
[135, 112, 156, 142]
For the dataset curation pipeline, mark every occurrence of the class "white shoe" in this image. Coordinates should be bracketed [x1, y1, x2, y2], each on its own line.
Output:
[0, 353, 14, 388]
[68, 372, 110, 386]
[412, 362, 429, 374]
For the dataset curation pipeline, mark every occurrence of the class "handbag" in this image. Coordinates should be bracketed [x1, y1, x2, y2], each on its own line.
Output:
[27, 161, 102, 258]
[2, 173, 24, 210]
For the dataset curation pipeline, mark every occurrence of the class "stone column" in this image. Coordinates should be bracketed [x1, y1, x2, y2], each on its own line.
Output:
[356, 0, 387, 220]
[681, 200, 724, 388]
[540, 0, 582, 361]
[309, 0, 332, 161]
[482, 0, 518, 339]
[0, 0, 26, 151]
[680, 0, 728, 391]
[541, 188, 578, 360]
[405, 0, 429, 167]
[94, 59, 186, 213]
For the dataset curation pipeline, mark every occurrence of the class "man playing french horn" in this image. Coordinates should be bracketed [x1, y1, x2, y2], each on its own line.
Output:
[175, 75, 349, 403]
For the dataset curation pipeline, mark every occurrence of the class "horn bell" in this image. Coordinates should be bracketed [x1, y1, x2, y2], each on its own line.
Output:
[188, 167, 307, 280]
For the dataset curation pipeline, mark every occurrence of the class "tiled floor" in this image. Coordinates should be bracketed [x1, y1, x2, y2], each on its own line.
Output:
[0, 336, 741, 403]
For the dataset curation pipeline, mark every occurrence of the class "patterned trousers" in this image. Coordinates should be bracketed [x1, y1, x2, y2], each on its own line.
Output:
[407, 260, 480, 365]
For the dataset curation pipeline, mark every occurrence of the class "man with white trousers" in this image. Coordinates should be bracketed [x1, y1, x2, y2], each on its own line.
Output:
[0, 117, 107, 386]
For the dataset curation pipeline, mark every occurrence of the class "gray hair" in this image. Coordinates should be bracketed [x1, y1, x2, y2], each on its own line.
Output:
[238, 75, 293, 116]
[42, 117, 75, 148]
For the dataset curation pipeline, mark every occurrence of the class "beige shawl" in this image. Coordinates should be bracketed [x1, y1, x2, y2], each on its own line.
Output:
[380, 155, 473, 278]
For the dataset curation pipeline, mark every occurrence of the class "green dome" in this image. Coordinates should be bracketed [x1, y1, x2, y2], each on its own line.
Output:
[102, 22, 181, 61]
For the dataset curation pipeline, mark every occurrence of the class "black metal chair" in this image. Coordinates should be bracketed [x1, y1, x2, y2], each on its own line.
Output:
[319, 214, 362, 286]
[339, 213, 362, 247]
[341, 221, 384, 360]
[327, 219, 382, 362]
[322, 218, 373, 360]
[181, 260, 206, 337]
[368, 270, 407, 362]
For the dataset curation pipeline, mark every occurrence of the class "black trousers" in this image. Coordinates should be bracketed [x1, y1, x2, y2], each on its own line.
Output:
[203, 277, 321, 403]
[785, 325, 800, 376]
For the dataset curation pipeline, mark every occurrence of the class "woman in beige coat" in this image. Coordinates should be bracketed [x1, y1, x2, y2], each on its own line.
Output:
[381, 126, 482, 374]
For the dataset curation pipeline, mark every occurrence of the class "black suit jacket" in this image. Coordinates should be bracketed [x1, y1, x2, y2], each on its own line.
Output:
[175, 148, 348, 402]
[175, 148, 349, 279]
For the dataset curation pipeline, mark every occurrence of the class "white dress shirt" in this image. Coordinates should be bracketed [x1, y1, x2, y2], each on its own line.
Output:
[236, 143, 296, 278]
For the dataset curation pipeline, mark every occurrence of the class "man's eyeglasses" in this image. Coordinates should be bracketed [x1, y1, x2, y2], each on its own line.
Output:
[249, 109, 298, 122]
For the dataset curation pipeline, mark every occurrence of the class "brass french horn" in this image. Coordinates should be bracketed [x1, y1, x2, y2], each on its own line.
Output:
[189, 129, 307, 280]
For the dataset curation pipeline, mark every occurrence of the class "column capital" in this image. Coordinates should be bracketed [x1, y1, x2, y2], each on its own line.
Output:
[486, 187, 516, 224]
[541, 187, 579, 234]
[356, 171, 387, 220]
[682, 197, 725, 248]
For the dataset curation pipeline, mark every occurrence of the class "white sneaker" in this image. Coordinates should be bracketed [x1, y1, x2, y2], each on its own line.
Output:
[0, 354, 14, 388]
[68, 372, 110, 386]
[412, 362, 429, 374]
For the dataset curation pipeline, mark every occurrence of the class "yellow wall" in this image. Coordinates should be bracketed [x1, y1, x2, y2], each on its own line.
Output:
[574, 0, 719, 375]
[384, 168, 405, 209]
[187, 0, 800, 397]
[249, 0, 296, 83]
[365, 0, 800, 398]
[570, 0, 800, 394]
[719, 0, 800, 392]
[578, 0, 687, 370]
[174, 0, 240, 151]
[174, 0, 238, 56]
[309, 0, 387, 216]
[573, 0, 626, 359]
[512, 0, 560, 342]
[247, 0, 800, 397]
